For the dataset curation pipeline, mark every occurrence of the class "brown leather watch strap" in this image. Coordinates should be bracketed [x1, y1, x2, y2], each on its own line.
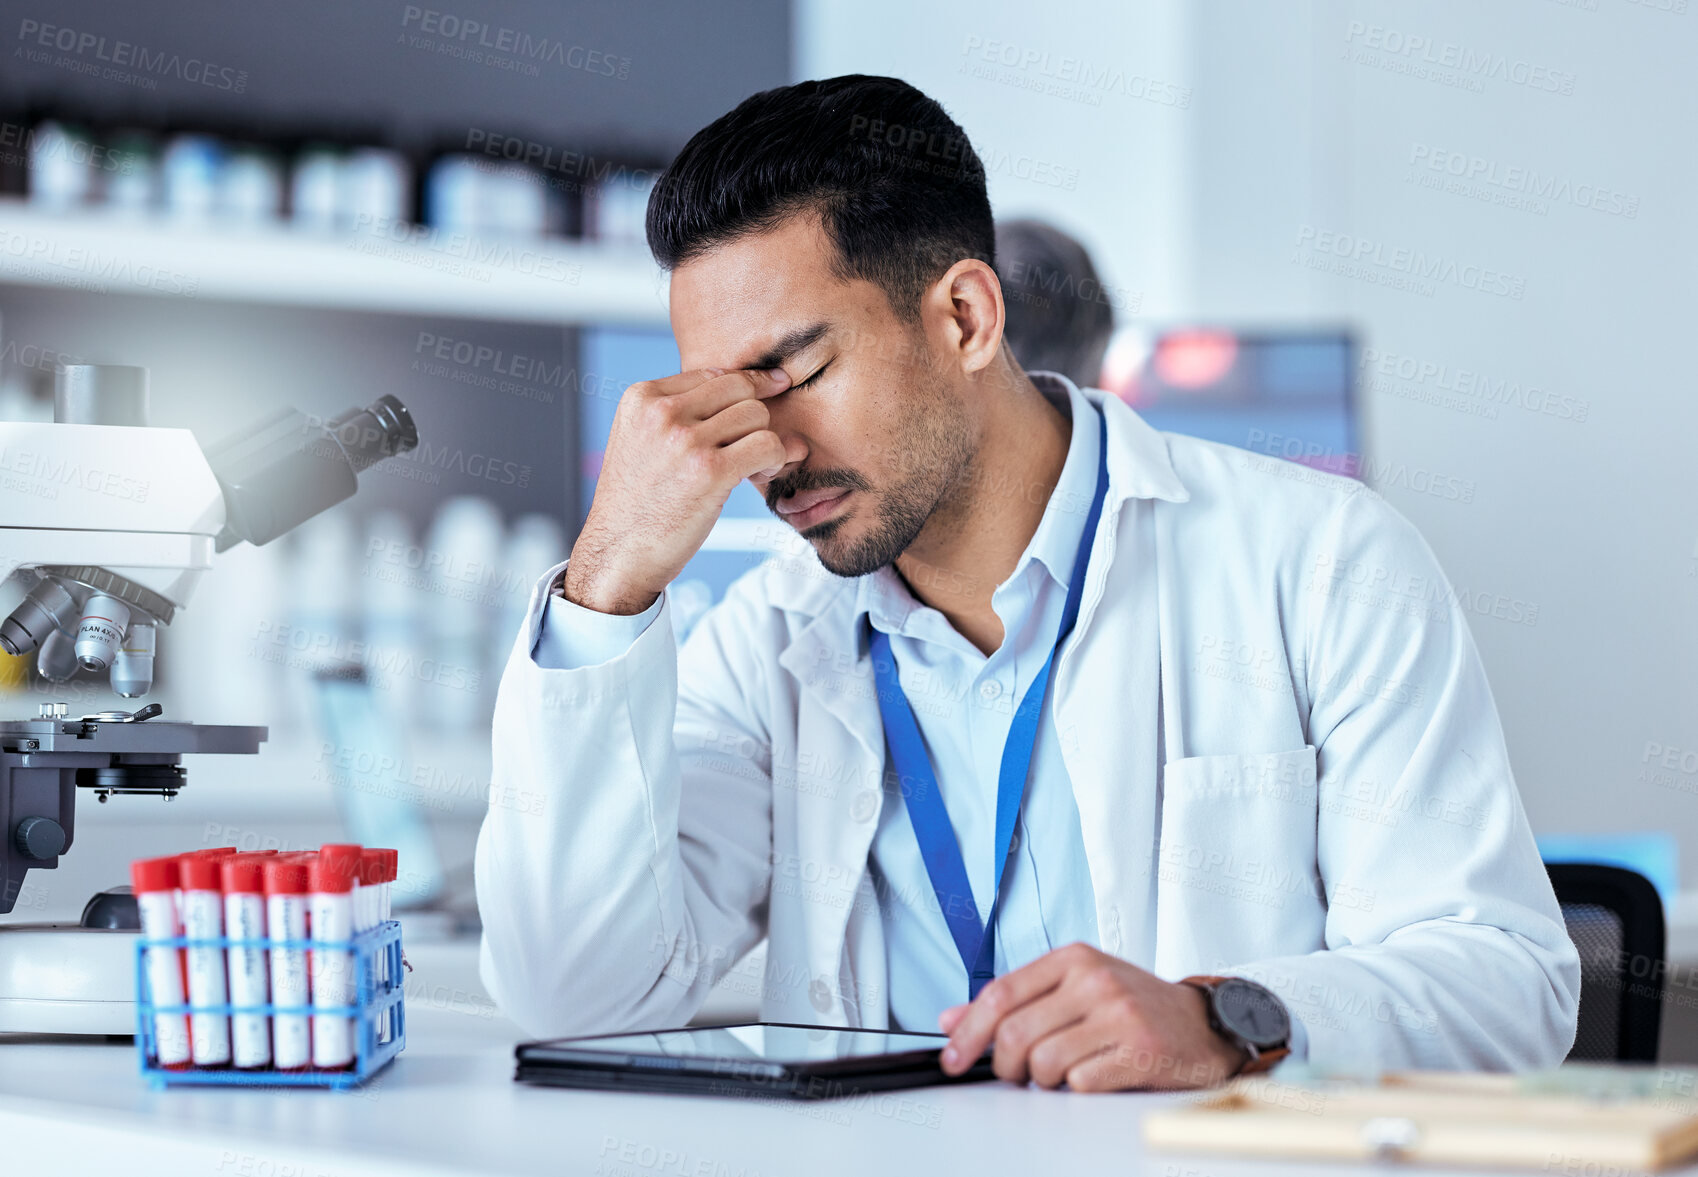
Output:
[1182, 974, 1290, 1076]
[1238, 1043, 1290, 1074]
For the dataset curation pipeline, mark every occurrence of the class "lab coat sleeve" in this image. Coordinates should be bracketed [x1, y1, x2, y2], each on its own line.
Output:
[1228, 487, 1579, 1071]
[475, 559, 775, 1038]
[532, 580, 662, 669]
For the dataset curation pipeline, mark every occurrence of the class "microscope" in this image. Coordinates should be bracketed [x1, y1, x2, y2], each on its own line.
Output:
[0, 364, 418, 1033]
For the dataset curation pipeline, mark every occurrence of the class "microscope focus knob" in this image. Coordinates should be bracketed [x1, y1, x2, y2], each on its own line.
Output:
[14, 816, 67, 861]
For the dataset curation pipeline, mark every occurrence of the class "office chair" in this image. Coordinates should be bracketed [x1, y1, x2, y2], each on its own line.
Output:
[1545, 862, 1666, 1063]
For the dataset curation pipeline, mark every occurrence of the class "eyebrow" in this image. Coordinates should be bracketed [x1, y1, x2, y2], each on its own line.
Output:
[746, 321, 830, 371]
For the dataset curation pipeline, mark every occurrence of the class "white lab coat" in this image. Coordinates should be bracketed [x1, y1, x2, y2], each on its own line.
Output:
[476, 387, 1579, 1071]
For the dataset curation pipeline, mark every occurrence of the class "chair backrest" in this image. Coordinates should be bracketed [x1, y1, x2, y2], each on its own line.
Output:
[1545, 862, 1665, 1063]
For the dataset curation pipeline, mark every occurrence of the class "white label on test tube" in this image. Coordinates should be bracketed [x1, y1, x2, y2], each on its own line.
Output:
[178, 856, 232, 1066]
[309, 847, 360, 1069]
[264, 858, 312, 1070]
[221, 855, 272, 1069]
[130, 856, 190, 1067]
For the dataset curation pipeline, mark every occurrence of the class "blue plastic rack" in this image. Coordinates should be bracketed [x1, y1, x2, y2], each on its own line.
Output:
[135, 919, 406, 1089]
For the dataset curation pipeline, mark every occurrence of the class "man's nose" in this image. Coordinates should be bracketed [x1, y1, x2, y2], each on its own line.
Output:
[750, 433, 809, 491]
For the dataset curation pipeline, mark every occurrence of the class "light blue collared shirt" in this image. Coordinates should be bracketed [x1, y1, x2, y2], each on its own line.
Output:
[852, 376, 1101, 1030]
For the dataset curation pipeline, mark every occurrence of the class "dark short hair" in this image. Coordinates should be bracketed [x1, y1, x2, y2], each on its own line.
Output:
[994, 219, 1114, 388]
[646, 74, 995, 320]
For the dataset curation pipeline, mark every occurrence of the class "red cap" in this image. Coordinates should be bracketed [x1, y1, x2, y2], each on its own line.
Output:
[380, 848, 398, 883]
[130, 855, 179, 894]
[312, 844, 363, 894]
[361, 849, 386, 886]
[220, 853, 269, 894]
[262, 856, 310, 896]
[189, 847, 238, 857]
[179, 855, 225, 891]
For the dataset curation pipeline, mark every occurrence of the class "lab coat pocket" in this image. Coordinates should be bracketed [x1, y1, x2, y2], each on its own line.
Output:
[1152, 747, 1325, 974]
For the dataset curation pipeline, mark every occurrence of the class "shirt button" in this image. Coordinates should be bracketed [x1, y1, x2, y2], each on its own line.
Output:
[850, 790, 879, 823]
[978, 680, 1002, 702]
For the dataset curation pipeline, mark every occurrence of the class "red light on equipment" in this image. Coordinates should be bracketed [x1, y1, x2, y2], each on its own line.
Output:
[1152, 330, 1239, 390]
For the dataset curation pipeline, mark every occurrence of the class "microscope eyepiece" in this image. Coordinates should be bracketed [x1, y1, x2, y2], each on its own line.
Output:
[206, 395, 420, 549]
[324, 394, 419, 475]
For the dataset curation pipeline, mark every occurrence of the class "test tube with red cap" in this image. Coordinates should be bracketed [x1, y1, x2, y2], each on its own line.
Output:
[357, 851, 379, 943]
[178, 854, 233, 1066]
[220, 853, 272, 1069]
[310, 844, 363, 1069]
[130, 855, 191, 1068]
[180, 849, 237, 944]
[263, 854, 313, 1070]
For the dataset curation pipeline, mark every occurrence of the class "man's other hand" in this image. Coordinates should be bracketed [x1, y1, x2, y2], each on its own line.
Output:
[937, 943, 1247, 1091]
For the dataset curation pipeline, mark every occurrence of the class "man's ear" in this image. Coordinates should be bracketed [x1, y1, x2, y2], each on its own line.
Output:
[924, 258, 1006, 378]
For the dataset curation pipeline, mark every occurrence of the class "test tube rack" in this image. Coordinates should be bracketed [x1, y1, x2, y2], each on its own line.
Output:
[134, 919, 406, 1089]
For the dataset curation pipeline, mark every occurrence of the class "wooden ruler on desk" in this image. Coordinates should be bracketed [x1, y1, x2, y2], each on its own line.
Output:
[1144, 1068, 1698, 1171]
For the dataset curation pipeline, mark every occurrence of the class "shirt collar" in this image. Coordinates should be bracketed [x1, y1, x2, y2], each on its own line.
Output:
[1019, 372, 1101, 591]
[854, 371, 1101, 637]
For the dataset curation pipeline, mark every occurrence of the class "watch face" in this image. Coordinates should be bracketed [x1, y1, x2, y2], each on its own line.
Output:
[1215, 979, 1290, 1049]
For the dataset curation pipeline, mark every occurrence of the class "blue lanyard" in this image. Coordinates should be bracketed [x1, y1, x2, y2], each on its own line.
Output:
[869, 411, 1110, 1000]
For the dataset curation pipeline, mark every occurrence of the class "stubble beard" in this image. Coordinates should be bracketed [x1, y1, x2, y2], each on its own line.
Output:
[803, 389, 977, 579]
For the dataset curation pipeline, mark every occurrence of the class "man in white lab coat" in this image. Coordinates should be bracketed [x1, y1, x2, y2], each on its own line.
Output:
[476, 75, 1578, 1090]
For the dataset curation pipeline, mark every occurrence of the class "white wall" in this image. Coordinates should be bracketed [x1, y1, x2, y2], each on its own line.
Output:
[798, 0, 1698, 864]
[797, 0, 1196, 316]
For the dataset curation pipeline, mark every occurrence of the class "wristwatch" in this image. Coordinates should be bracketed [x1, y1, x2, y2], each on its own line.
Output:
[1181, 975, 1291, 1075]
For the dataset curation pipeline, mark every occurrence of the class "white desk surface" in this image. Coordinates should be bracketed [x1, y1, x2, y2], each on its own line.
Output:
[7, 1006, 1697, 1177]
[2, 936, 1693, 1177]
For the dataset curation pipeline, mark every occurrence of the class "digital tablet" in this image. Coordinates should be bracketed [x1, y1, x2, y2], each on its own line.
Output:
[513, 1021, 997, 1099]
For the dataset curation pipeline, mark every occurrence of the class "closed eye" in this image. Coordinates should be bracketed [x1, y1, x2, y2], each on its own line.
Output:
[790, 360, 831, 391]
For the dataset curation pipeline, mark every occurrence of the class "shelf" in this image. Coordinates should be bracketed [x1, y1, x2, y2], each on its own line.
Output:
[0, 201, 671, 326]
[53, 727, 496, 826]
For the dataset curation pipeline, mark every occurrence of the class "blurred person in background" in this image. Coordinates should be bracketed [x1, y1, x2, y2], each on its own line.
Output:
[994, 218, 1114, 391]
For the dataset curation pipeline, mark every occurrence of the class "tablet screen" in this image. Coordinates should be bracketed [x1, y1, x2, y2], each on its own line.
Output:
[545, 1023, 946, 1063]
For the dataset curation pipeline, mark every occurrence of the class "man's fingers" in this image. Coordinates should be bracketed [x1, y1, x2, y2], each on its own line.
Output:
[718, 429, 789, 482]
[634, 367, 725, 399]
[679, 367, 792, 419]
[941, 946, 1083, 1075]
[1026, 1020, 1117, 1090]
[699, 397, 770, 447]
[1064, 1037, 1160, 1093]
[986, 987, 1094, 1085]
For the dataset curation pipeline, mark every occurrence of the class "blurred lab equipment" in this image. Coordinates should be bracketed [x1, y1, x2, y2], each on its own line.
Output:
[420, 496, 504, 733]
[424, 154, 557, 238]
[313, 665, 445, 908]
[494, 513, 566, 662]
[160, 134, 225, 222]
[1101, 327, 1360, 475]
[25, 120, 96, 209]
